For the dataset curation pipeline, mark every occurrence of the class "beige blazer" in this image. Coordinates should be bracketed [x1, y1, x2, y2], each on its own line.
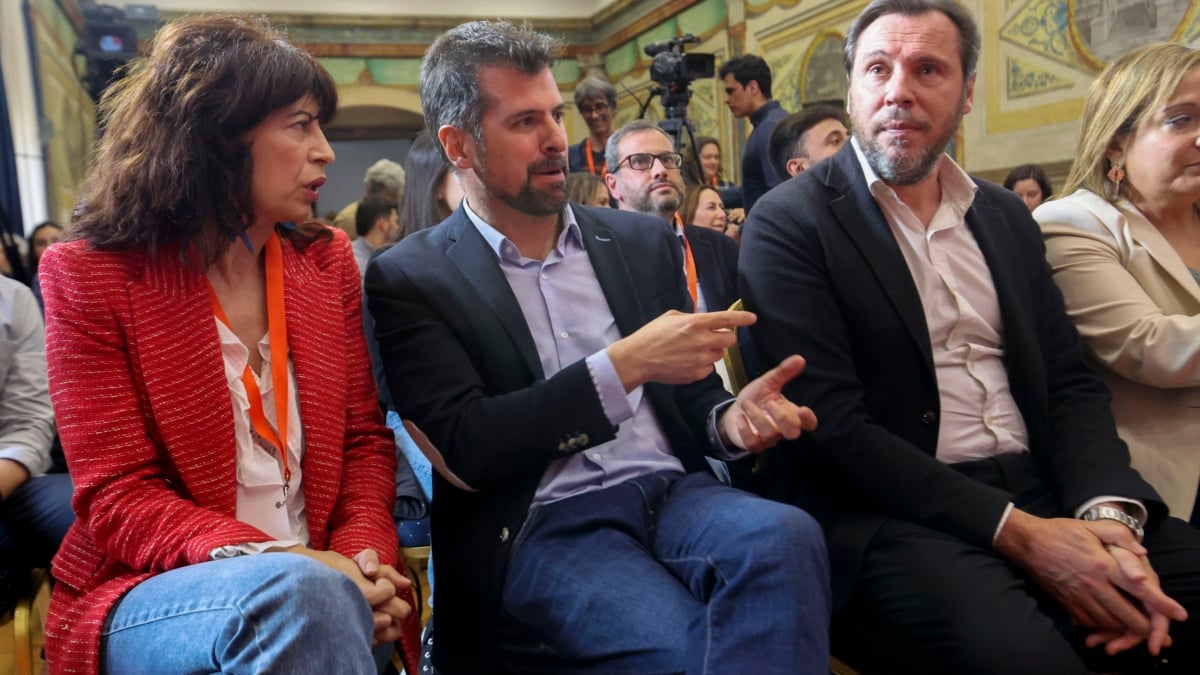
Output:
[1036, 189, 1200, 519]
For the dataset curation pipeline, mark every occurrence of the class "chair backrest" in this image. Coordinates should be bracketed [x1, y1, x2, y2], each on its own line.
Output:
[721, 298, 749, 395]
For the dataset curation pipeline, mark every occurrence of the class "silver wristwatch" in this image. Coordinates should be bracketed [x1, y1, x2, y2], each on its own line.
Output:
[1081, 505, 1144, 541]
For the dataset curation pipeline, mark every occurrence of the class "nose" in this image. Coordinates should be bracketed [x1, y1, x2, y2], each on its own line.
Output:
[312, 123, 335, 165]
[650, 155, 670, 179]
[883, 69, 914, 107]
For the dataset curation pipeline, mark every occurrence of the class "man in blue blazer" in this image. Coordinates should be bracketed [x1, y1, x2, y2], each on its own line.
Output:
[740, 1, 1200, 673]
[366, 20, 830, 675]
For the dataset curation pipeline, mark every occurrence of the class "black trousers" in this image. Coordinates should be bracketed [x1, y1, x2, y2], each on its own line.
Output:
[833, 454, 1200, 675]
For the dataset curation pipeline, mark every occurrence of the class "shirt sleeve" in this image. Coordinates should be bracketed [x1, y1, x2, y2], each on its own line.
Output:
[0, 281, 55, 477]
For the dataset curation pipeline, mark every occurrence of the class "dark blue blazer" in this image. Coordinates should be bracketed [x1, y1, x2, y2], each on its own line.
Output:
[366, 203, 731, 673]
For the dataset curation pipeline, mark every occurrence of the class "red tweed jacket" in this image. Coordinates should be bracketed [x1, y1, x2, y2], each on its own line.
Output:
[40, 230, 401, 674]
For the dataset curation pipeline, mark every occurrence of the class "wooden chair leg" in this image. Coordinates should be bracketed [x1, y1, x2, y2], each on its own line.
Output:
[13, 569, 51, 675]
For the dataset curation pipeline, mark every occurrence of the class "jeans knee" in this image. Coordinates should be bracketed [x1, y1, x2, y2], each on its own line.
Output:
[250, 554, 374, 632]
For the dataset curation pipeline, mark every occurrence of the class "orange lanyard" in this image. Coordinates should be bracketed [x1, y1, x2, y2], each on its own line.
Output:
[674, 213, 698, 308]
[585, 138, 607, 177]
[708, 175, 717, 187]
[205, 231, 292, 502]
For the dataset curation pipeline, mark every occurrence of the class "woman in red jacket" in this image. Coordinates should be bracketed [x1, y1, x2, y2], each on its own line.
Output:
[39, 15, 412, 674]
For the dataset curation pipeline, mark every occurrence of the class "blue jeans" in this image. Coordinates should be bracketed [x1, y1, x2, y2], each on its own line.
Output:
[0, 472, 73, 611]
[498, 471, 830, 674]
[101, 554, 380, 674]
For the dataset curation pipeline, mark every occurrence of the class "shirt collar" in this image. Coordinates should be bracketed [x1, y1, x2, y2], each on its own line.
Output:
[463, 198, 583, 264]
[750, 100, 781, 127]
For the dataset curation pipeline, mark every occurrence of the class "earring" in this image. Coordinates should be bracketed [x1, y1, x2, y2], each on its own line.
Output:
[1107, 161, 1125, 193]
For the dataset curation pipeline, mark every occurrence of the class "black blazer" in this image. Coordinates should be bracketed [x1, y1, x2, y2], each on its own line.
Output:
[685, 223, 739, 313]
[365, 203, 731, 673]
[739, 143, 1163, 605]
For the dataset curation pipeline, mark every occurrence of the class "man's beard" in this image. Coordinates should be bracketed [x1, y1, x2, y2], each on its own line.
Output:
[476, 147, 568, 217]
[628, 180, 682, 218]
[854, 101, 963, 186]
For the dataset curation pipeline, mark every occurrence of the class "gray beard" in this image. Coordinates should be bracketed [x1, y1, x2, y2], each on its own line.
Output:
[629, 187, 681, 220]
[854, 102, 964, 186]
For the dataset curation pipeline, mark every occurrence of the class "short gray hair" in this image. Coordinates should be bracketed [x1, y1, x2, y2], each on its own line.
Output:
[573, 75, 616, 109]
[419, 21, 561, 159]
[605, 119, 672, 172]
[363, 159, 405, 202]
[844, 0, 979, 82]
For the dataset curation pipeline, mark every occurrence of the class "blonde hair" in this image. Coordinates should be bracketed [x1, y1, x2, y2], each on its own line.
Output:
[1063, 42, 1200, 201]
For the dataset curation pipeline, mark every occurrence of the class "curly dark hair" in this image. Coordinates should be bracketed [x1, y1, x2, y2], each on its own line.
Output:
[70, 14, 337, 266]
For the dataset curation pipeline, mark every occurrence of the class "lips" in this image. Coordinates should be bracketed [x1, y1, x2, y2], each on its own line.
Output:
[302, 176, 325, 201]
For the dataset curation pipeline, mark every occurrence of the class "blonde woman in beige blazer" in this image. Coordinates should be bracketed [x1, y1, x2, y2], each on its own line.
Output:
[1036, 42, 1200, 525]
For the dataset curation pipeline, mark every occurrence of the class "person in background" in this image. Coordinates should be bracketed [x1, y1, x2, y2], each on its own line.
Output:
[720, 54, 788, 214]
[0, 275, 71, 616]
[26, 221, 64, 312]
[681, 184, 731, 237]
[398, 131, 463, 241]
[1006, 163, 1054, 212]
[1036, 42, 1200, 529]
[333, 159, 406, 241]
[39, 15, 416, 674]
[768, 105, 849, 179]
[353, 196, 400, 277]
[566, 171, 610, 208]
[26, 221, 63, 277]
[568, 75, 617, 178]
[683, 136, 745, 229]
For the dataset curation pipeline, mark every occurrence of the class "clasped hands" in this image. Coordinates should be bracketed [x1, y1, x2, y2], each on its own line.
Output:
[607, 309, 817, 453]
[996, 508, 1187, 657]
[277, 545, 412, 645]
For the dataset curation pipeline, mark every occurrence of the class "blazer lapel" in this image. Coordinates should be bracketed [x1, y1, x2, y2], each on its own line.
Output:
[1118, 199, 1200, 307]
[445, 211, 545, 379]
[279, 240, 341, 539]
[825, 149, 935, 373]
[686, 231, 722, 311]
[127, 252, 238, 514]
[577, 209, 647, 337]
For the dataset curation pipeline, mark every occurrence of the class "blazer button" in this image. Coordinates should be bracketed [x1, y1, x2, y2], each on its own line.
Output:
[577, 433, 589, 446]
[558, 441, 570, 453]
[499, 527, 509, 543]
[921, 410, 937, 425]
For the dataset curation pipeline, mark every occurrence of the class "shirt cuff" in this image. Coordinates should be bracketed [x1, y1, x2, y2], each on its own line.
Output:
[587, 350, 635, 426]
[0, 444, 49, 478]
[1075, 496, 1147, 527]
[210, 539, 303, 560]
[992, 502, 1015, 544]
[707, 399, 749, 461]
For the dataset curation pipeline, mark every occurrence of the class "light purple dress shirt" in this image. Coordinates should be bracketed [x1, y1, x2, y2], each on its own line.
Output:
[464, 202, 685, 505]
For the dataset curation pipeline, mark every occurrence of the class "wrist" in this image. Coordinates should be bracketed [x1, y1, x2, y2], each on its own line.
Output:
[1081, 504, 1144, 542]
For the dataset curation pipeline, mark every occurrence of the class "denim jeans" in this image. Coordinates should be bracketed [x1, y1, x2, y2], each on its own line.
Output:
[101, 553, 380, 674]
[0, 472, 73, 612]
[498, 470, 831, 674]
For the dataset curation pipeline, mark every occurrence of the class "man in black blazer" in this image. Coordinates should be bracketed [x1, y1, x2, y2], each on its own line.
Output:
[366, 20, 830, 675]
[740, 1, 1200, 673]
[604, 119, 740, 314]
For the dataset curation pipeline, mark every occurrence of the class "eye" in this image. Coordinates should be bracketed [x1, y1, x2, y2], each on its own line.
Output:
[1166, 113, 1193, 129]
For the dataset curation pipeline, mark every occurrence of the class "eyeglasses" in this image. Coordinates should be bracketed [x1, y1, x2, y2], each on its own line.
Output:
[615, 152, 684, 172]
[578, 102, 610, 115]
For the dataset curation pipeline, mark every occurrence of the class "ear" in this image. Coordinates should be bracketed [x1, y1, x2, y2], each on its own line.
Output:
[786, 157, 806, 177]
[962, 72, 976, 116]
[746, 80, 762, 98]
[1105, 134, 1127, 165]
[604, 172, 621, 202]
[438, 124, 475, 171]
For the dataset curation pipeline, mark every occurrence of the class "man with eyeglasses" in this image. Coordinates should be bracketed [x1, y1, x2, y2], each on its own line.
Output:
[605, 119, 740, 317]
[568, 76, 617, 177]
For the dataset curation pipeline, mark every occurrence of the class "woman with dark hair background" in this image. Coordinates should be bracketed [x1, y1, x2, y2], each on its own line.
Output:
[40, 14, 415, 674]
[1004, 163, 1053, 211]
[398, 131, 463, 240]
